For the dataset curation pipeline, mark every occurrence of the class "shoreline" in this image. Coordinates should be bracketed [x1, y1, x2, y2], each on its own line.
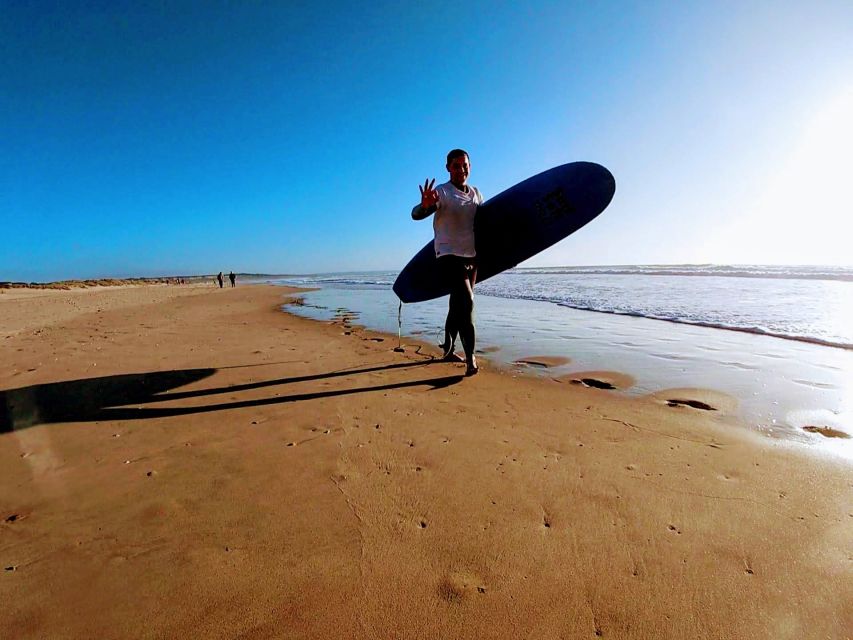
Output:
[267, 266, 853, 352]
[279, 284, 853, 459]
[2, 284, 850, 638]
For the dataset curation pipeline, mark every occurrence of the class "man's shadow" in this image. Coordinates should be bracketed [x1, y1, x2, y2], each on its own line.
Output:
[0, 359, 462, 433]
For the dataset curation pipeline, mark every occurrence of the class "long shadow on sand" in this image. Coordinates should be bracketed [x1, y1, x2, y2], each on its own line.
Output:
[1, 359, 461, 433]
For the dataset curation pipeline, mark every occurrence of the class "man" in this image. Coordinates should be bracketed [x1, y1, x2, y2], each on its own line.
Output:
[229, 271, 236, 287]
[411, 149, 483, 376]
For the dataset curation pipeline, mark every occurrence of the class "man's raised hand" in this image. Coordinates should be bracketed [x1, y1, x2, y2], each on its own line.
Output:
[419, 178, 439, 210]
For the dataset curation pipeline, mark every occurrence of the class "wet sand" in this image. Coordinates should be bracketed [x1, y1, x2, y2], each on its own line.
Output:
[514, 355, 572, 368]
[1, 284, 851, 638]
[283, 285, 853, 451]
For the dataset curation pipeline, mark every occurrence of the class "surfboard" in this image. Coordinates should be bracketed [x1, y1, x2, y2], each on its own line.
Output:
[393, 161, 616, 303]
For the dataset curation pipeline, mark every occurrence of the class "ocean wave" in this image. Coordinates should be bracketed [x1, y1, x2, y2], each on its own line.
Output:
[508, 265, 853, 282]
[270, 276, 394, 287]
[312, 278, 392, 286]
[566, 306, 852, 350]
[474, 291, 852, 350]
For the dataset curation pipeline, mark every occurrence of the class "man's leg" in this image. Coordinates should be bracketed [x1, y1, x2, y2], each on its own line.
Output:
[440, 304, 461, 360]
[458, 274, 477, 375]
[438, 257, 461, 361]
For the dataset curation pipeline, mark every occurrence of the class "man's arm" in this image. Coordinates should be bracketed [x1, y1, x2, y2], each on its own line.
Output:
[411, 203, 437, 220]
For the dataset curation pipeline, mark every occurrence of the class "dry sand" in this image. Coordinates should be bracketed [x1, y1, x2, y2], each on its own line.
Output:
[1, 284, 850, 639]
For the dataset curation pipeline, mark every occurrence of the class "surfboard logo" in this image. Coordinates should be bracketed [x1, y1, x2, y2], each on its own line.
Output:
[535, 187, 575, 225]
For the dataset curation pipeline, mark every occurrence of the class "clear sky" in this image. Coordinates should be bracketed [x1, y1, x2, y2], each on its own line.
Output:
[3, 1, 852, 281]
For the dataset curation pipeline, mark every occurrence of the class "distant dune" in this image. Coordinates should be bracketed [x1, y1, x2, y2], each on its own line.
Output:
[0, 276, 211, 290]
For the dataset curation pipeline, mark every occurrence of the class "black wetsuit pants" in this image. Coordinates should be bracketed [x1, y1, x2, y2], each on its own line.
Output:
[439, 255, 476, 360]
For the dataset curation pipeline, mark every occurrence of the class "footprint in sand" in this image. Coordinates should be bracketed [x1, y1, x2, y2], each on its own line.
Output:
[802, 425, 850, 439]
[559, 371, 634, 390]
[651, 389, 736, 413]
[437, 570, 487, 603]
[666, 399, 716, 411]
[513, 356, 570, 368]
[476, 346, 500, 354]
[572, 378, 617, 390]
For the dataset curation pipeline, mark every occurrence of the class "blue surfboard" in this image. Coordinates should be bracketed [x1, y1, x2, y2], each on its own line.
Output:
[393, 161, 616, 303]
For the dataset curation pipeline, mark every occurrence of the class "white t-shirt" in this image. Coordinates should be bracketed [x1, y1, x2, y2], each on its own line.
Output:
[433, 182, 483, 258]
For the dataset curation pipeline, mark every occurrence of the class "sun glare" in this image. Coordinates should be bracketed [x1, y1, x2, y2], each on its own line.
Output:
[746, 90, 853, 264]
[786, 90, 853, 205]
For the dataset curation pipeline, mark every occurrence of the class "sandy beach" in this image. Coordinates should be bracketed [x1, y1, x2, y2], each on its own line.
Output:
[1, 284, 850, 639]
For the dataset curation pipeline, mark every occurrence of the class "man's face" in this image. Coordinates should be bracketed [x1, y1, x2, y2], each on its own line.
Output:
[447, 155, 470, 186]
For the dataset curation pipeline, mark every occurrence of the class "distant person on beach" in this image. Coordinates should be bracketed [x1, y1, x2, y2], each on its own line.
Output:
[217, 272, 223, 288]
[229, 271, 236, 287]
[411, 148, 483, 376]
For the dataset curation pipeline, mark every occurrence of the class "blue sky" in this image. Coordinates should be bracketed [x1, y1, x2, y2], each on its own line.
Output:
[3, 1, 852, 281]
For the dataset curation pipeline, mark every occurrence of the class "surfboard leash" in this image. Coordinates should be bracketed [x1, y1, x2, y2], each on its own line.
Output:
[394, 299, 404, 352]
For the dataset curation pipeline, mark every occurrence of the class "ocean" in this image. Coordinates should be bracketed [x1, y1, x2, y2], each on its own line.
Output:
[263, 265, 853, 458]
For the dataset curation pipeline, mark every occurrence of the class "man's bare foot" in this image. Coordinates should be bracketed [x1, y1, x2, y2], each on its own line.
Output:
[465, 357, 479, 376]
[440, 341, 463, 361]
